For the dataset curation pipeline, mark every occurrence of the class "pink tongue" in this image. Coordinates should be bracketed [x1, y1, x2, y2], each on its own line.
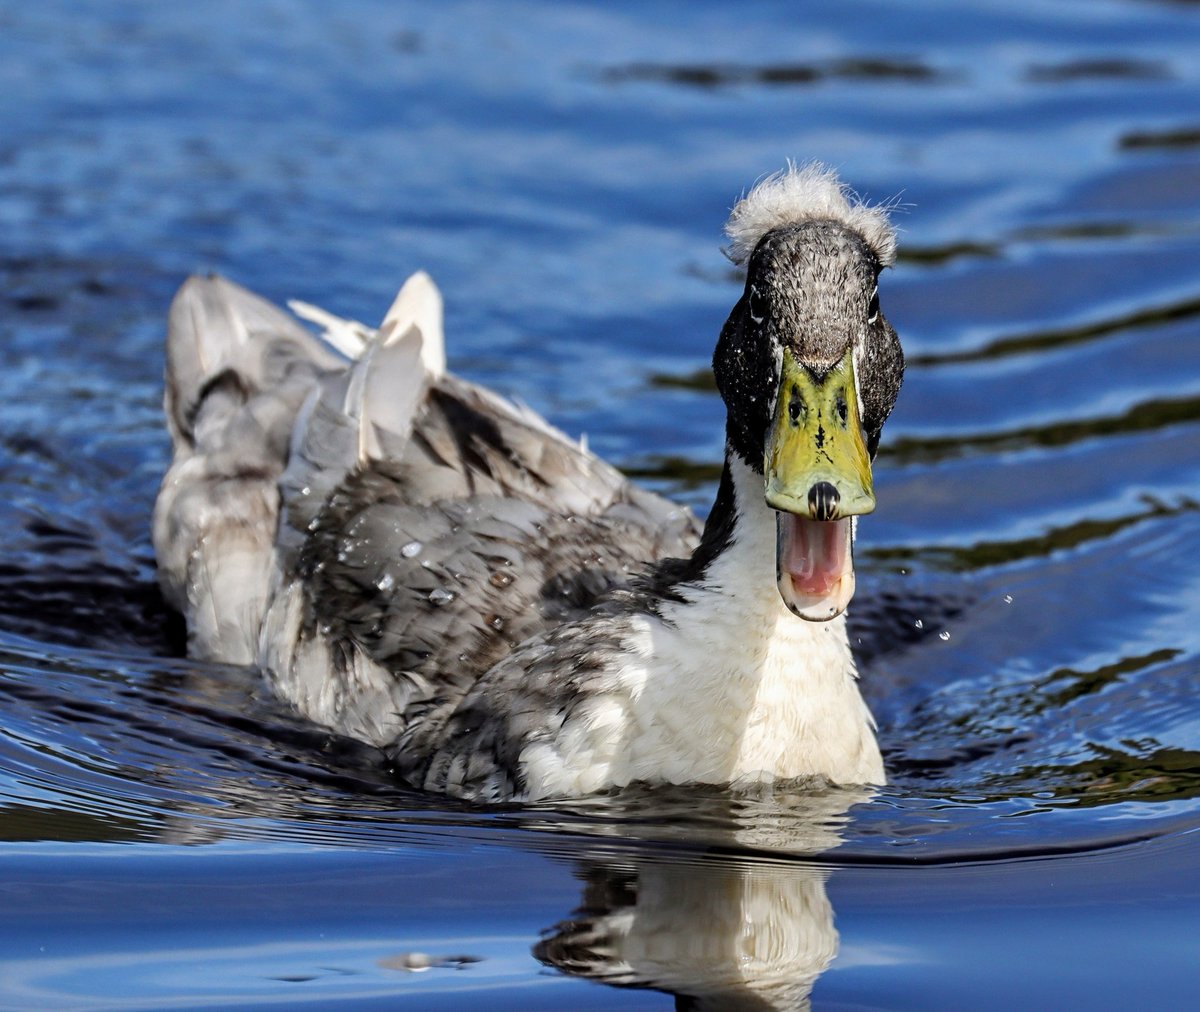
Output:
[780, 515, 848, 594]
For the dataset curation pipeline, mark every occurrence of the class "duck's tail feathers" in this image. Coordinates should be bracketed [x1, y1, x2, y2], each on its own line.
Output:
[153, 274, 341, 663]
[289, 270, 445, 376]
[379, 270, 445, 376]
[285, 299, 374, 360]
[162, 275, 340, 447]
[279, 272, 443, 554]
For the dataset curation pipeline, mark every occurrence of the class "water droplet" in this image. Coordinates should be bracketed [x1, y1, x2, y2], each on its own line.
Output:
[486, 614, 504, 631]
[938, 630, 951, 641]
[401, 540, 422, 558]
[376, 573, 395, 592]
[399, 952, 432, 972]
[300, 486, 311, 497]
[307, 517, 320, 531]
[914, 619, 924, 630]
[428, 587, 456, 606]
[490, 570, 514, 588]
[1003, 594, 1014, 604]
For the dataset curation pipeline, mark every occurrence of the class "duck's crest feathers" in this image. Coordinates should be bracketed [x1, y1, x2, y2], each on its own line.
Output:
[724, 162, 896, 267]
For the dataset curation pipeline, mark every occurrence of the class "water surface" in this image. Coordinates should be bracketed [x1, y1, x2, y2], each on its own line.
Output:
[2, 1, 1199, 1007]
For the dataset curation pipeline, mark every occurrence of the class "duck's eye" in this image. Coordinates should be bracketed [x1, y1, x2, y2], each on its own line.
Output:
[867, 286, 880, 325]
[788, 386, 804, 425]
[748, 285, 767, 325]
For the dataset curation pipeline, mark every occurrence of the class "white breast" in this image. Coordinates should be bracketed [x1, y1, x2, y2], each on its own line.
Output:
[519, 459, 884, 798]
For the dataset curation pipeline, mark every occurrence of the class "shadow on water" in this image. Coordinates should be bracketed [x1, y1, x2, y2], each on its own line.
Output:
[599, 56, 950, 89]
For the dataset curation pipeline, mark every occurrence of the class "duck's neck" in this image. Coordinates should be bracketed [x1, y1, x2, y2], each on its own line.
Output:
[659, 454, 838, 642]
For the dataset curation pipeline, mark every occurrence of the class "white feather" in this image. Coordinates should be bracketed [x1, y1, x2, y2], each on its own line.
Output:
[725, 161, 897, 267]
[378, 270, 445, 376]
[287, 270, 445, 375]
[287, 300, 373, 359]
[358, 328, 425, 464]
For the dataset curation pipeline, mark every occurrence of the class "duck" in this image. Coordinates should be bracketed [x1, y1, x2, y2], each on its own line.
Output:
[153, 162, 904, 802]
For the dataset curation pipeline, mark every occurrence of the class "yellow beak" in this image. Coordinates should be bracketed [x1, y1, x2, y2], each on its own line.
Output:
[765, 346, 875, 621]
[765, 345, 875, 520]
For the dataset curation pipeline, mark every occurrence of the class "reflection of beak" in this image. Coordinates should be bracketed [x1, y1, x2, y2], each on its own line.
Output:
[765, 346, 875, 621]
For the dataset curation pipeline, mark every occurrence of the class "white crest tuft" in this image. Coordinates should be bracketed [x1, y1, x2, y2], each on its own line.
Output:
[724, 162, 897, 267]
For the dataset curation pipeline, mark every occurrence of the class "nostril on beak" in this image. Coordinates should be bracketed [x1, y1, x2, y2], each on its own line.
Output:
[808, 481, 840, 521]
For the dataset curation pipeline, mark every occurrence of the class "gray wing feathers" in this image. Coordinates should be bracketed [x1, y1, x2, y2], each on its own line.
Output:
[161, 274, 339, 444]
[153, 275, 340, 662]
[278, 324, 430, 563]
[154, 272, 702, 787]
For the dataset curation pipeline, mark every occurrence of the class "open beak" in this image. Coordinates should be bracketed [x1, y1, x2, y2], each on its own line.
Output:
[765, 346, 875, 621]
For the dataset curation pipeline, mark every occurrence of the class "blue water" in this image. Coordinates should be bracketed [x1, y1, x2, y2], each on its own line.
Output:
[3, 1, 1200, 1007]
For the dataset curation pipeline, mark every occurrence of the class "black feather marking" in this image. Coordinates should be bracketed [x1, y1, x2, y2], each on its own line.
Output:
[429, 388, 546, 492]
[634, 461, 737, 610]
[183, 367, 250, 440]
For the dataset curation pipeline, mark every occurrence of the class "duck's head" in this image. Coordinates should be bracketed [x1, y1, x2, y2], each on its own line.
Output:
[714, 164, 904, 622]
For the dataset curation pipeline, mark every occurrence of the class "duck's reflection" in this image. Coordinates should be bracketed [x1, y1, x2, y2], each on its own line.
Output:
[536, 859, 835, 1010]
[532, 785, 868, 1010]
